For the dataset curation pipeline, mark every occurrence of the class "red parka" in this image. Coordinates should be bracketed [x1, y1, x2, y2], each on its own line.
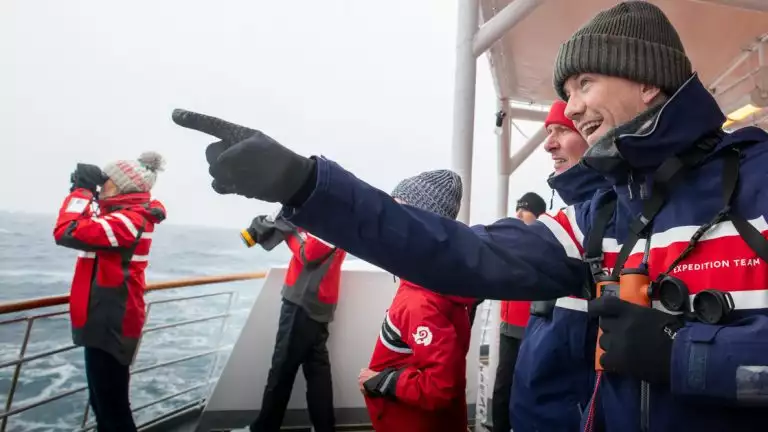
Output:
[363, 280, 474, 432]
[500, 300, 531, 337]
[53, 188, 166, 365]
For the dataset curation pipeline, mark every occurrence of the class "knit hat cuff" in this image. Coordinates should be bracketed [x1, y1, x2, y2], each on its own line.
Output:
[544, 101, 578, 133]
[391, 170, 463, 220]
[554, 33, 692, 101]
[103, 161, 155, 194]
[392, 182, 459, 220]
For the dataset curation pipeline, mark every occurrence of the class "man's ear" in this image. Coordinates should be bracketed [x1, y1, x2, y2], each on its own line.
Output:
[640, 84, 664, 106]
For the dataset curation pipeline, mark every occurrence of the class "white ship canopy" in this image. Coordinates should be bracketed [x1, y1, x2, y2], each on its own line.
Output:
[480, 0, 768, 129]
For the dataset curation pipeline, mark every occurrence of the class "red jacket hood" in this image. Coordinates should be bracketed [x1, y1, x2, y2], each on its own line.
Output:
[99, 192, 166, 224]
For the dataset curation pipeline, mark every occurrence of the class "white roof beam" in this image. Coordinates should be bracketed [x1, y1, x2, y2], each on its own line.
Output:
[507, 106, 548, 122]
[473, 0, 546, 57]
[709, 33, 768, 94]
[508, 125, 548, 175]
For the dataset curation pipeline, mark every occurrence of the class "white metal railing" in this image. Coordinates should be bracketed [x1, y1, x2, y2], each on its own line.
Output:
[0, 272, 265, 432]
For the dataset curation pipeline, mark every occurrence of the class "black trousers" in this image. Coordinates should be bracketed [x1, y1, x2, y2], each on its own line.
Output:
[250, 300, 335, 432]
[84, 347, 137, 432]
[492, 334, 522, 432]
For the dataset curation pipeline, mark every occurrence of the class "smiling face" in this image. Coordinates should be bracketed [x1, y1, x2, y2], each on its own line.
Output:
[562, 73, 663, 146]
[543, 123, 589, 175]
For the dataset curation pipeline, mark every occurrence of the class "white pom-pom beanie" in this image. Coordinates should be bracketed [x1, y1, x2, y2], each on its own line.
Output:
[102, 151, 166, 194]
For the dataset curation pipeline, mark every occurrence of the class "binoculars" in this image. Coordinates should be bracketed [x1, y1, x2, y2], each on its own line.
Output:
[652, 274, 735, 325]
[594, 268, 735, 371]
[240, 226, 258, 248]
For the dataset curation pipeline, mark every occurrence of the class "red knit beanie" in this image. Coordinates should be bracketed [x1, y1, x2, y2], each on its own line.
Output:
[544, 100, 578, 133]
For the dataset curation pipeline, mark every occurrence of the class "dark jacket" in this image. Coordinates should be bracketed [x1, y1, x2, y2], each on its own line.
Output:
[511, 163, 608, 432]
[284, 75, 768, 430]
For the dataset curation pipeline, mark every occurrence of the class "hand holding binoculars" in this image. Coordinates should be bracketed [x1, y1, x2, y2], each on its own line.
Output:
[594, 268, 735, 371]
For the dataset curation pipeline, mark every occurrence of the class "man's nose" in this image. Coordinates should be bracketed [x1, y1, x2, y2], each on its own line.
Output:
[543, 135, 559, 152]
[564, 97, 583, 121]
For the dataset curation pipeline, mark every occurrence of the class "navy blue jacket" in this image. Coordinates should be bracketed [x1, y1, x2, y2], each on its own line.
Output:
[284, 75, 768, 431]
[510, 163, 608, 432]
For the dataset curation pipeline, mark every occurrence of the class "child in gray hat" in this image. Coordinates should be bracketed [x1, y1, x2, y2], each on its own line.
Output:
[359, 169, 475, 432]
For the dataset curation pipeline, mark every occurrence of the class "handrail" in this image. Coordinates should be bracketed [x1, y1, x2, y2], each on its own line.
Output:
[0, 270, 267, 431]
[0, 271, 267, 315]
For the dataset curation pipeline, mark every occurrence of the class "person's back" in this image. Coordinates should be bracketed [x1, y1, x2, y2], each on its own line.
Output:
[364, 280, 472, 432]
[243, 215, 346, 432]
[358, 169, 471, 432]
[281, 227, 346, 322]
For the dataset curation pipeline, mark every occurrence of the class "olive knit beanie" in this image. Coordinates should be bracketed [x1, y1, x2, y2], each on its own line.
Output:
[553, 1, 692, 101]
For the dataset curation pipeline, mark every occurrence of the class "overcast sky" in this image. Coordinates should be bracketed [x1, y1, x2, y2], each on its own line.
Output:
[2, 0, 558, 229]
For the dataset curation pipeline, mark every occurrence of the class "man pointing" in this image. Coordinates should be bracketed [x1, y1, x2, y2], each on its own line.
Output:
[173, 2, 768, 430]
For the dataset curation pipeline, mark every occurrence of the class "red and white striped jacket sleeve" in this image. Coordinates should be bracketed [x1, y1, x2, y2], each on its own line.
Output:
[53, 188, 145, 251]
[537, 208, 585, 259]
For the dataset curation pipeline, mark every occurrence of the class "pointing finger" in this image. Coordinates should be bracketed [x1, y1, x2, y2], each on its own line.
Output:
[172, 109, 257, 142]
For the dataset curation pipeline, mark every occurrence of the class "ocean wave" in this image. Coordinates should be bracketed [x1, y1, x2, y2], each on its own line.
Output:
[0, 269, 73, 284]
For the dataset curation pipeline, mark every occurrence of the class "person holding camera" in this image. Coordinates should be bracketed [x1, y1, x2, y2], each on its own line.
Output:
[241, 213, 346, 432]
[53, 152, 166, 431]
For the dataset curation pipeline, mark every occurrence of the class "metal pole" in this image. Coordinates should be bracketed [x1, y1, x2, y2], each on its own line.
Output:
[508, 126, 548, 175]
[473, 0, 545, 56]
[495, 99, 511, 219]
[485, 98, 512, 428]
[451, 0, 479, 224]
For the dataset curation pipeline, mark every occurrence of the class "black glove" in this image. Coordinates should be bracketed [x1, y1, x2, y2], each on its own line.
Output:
[171, 109, 316, 204]
[362, 367, 400, 399]
[588, 296, 683, 386]
[70, 163, 108, 195]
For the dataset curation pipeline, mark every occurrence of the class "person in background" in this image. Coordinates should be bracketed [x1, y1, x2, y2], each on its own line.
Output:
[492, 191, 545, 432]
[513, 193, 546, 224]
[511, 100, 595, 431]
[358, 170, 474, 432]
[53, 153, 167, 432]
[241, 213, 346, 432]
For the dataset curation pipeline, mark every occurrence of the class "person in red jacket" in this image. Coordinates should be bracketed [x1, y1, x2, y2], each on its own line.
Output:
[241, 214, 346, 432]
[53, 152, 166, 432]
[492, 191, 546, 432]
[358, 169, 474, 432]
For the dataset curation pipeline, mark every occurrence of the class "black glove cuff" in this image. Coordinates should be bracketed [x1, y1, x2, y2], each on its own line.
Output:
[363, 367, 401, 400]
[283, 158, 317, 207]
